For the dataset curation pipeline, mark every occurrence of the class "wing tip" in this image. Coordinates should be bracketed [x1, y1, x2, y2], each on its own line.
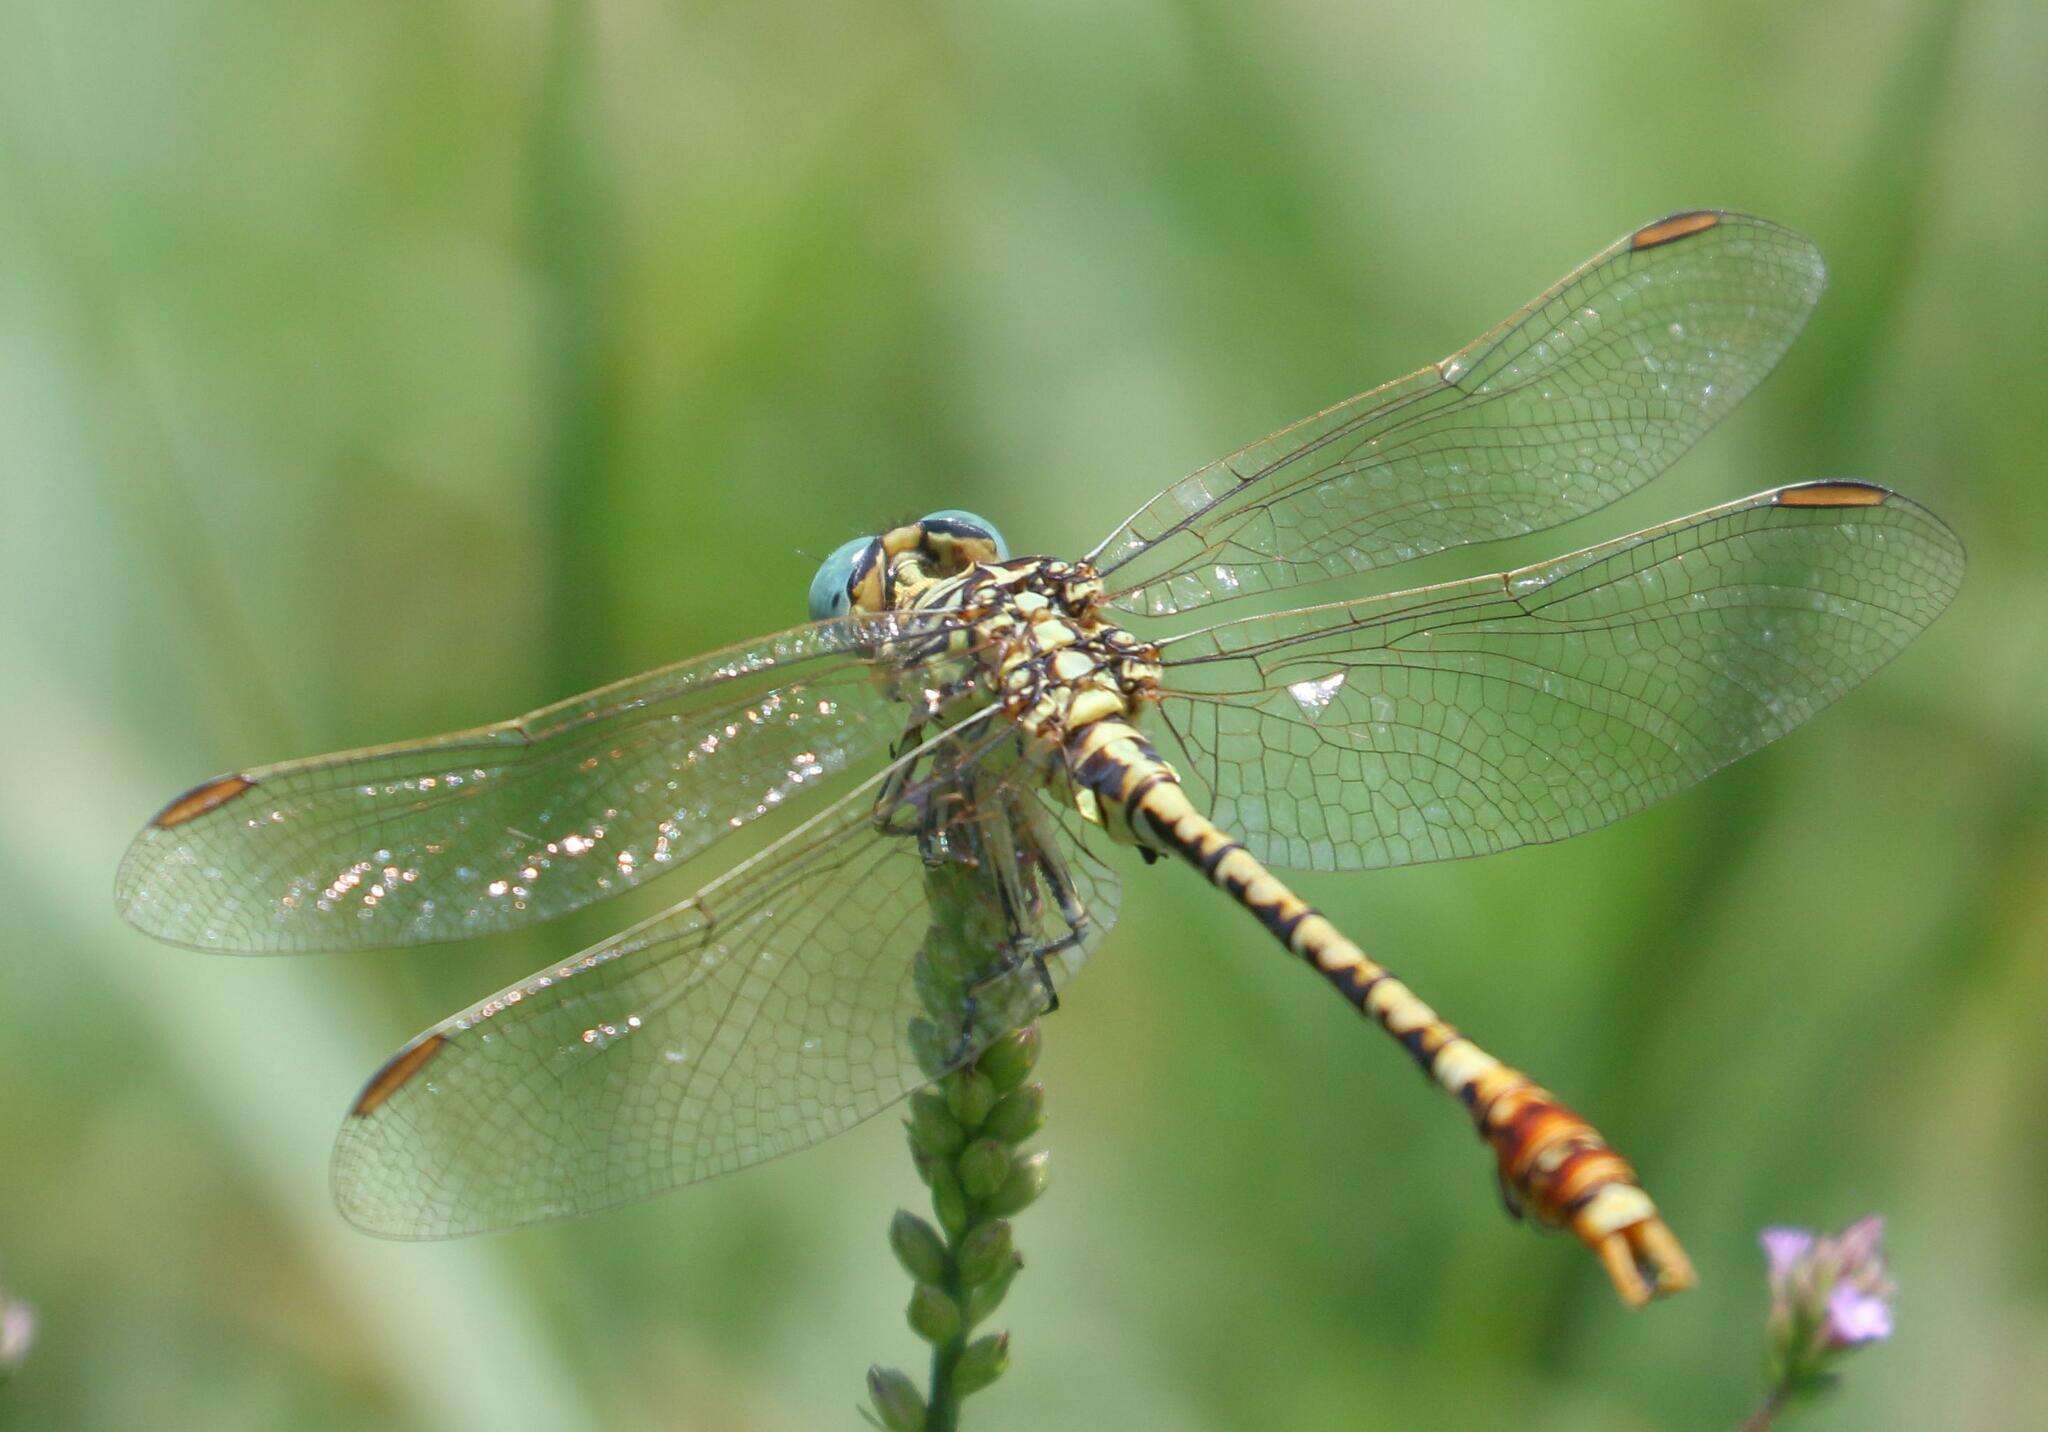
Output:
[1628, 209, 1827, 293]
[1772, 480, 1892, 509]
[1629, 210, 1722, 250]
[349, 1033, 448, 1118]
[149, 773, 259, 829]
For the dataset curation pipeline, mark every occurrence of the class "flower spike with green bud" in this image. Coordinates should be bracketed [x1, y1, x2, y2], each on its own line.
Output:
[957, 1141, 1013, 1203]
[962, 1257, 1022, 1330]
[868, 858, 1060, 1431]
[980, 1150, 1051, 1219]
[908, 1285, 964, 1346]
[977, 1029, 1040, 1091]
[955, 1220, 1015, 1287]
[908, 1090, 967, 1158]
[865, 1366, 927, 1432]
[889, 1212, 949, 1286]
[951, 1335, 1010, 1397]
[981, 1084, 1045, 1144]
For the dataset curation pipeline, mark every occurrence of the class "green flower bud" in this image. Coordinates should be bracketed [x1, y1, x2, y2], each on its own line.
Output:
[946, 1070, 997, 1130]
[909, 1088, 966, 1158]
[978, 1028, 1041, 1092]
[929, 1162, 970, 1239]
[957, 1138, 1012, 1203]
[888, 1210, 949, 1285]
[981, 1149, 1051, 1217]
[956, 1219, 1015, 1286]
[981, 1083, 1045, 1143]
[907, 1284, 962, 1346]
[963, 1256, 1021, 1328]
[911, 952, 956, 1009]
[866, 1366, 927, 1432]
[951, 1333, 1011, 1396]
[907, 1017, 950, 1083]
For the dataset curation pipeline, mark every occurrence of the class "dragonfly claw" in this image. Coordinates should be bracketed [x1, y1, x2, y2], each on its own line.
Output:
[1477, 1076, 1697, 1306]
[1590, 1215, 1697, 1307]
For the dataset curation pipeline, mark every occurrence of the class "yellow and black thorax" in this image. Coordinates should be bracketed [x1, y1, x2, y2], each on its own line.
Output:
[851, 516, 1175, 849]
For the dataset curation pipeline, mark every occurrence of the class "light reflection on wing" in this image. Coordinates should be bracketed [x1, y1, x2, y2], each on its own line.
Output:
[1153, 483, 1962, 872]
[1091, 212, 1826, 616]
[331, 740, 1119, 1238]
[116, 611, 978, 952]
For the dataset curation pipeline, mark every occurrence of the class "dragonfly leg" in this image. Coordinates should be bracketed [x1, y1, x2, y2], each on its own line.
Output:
[919, 765, 1095, 1069]
[1005, 794, 1103, 1016]
[932, 928, 1078, 1067]
[958, 836, 1083, 1023]
[875, 733, 918, 813]
[949, 930, 1087, 1056]
[939, 928, 1083, 1074]
[974, 795, 1084, 1018]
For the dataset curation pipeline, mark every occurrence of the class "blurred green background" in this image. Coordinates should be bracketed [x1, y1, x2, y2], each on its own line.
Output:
[3, 1, 2043, 1427]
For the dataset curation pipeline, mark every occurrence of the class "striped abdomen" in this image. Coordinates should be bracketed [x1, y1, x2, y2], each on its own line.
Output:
[1067, 718, 1695, 1306]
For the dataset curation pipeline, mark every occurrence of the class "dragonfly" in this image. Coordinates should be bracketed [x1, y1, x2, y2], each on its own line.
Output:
[117, 211, 1962, 1307]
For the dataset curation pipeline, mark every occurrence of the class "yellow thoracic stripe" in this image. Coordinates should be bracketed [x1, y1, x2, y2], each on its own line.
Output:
[1067, 716, 1696, 1307]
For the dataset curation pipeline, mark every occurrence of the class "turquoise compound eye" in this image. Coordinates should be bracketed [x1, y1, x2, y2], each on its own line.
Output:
[807, 535, 875, 621]
[920, 509, 1008, 560]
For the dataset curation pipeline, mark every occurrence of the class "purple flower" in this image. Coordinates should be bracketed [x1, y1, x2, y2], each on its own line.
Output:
[0, 1295, 31, 1377]
[1757, 1214, 1896, 1394]
[1832, 1215, 1885, 1271]
[1761, 1226, 1815, 1285]
[1825, 1282, 1893, 1346]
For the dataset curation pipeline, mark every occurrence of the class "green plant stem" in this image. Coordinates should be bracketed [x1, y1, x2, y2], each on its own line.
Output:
[1740, 1385, 1789, 1432]
[870, 851, 1044, 1431]
[920, 1074, 991, 1432]
[917, 1036, 1032, 1425]
[926, 1332, 966, 1431]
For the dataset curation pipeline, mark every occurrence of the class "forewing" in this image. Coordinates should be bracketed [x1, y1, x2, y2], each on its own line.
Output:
[116, 612, 974, 952]
[1154, 483, 1961, 871]
[1091, 212, 1826, 616]
[330, 760, 1119, 1238]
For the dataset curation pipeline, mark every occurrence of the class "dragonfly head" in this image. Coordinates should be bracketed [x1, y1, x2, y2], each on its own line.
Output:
[917, 509, 1008, 568]
[808, 510, 1008, 619]
[807, 534, 881, 621]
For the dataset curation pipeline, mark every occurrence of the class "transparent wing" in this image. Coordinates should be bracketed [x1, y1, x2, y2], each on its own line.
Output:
[330, 743, 1120, 1239]
[1153, 483, 1962, 872]
[116, 611, 976, 952]
[1090, 211, 1827, 617]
